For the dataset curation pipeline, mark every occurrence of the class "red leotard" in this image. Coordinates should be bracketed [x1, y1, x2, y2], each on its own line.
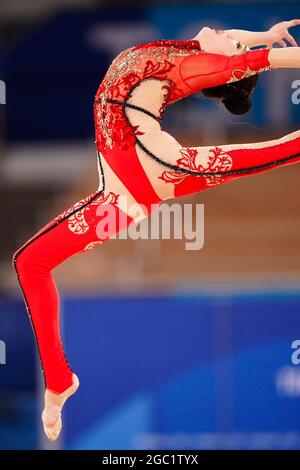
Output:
[13, 39, 300, 393]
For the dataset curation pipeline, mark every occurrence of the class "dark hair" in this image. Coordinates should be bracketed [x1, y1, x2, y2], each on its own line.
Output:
[202, 74, 259, 115]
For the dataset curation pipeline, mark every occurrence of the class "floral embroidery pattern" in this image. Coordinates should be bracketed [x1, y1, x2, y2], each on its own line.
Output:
[94, 40, 200, 151]
[54, 191, 119, 235]
[159, 147, 233, 187]
[227, 65, 274, 83]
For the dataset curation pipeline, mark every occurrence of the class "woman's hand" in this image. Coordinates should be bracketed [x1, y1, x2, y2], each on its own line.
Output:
[264, 19, 300, 47]
[226, 19, 300, 49]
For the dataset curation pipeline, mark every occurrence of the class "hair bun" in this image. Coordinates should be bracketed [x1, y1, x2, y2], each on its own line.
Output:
[202, 74, 258, 115]
[222, 95, 252, 115]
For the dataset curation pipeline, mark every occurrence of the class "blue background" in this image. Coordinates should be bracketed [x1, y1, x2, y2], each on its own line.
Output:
[61, 292, 300, 450]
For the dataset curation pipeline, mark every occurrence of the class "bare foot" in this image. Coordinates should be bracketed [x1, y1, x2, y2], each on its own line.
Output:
[41, 373, 80, 441]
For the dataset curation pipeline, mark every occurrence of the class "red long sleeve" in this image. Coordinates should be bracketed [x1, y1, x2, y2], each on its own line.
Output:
[179, 47, 272, 94]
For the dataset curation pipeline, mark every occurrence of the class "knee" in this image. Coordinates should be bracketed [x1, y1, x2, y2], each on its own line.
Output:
[12, 244, 46, 281]
[12, 246, 30, 280]
[12, 246, 22, 272]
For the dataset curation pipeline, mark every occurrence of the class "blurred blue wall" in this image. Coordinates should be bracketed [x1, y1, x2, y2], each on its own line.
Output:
[0, 298, 37, 449]
[1, 291, 300, 449]
[62, 292, 300, 450]
[0, 298, 35, 390]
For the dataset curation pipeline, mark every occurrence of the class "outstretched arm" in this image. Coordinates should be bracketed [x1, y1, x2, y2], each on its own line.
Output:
[226, 19, 300, 48]
[180, 47, 273, 93]
[269, 46, 300, 68]
[180, 42, 300, 96]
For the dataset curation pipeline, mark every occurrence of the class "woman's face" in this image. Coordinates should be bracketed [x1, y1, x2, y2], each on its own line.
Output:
[197, 27, 247, 56]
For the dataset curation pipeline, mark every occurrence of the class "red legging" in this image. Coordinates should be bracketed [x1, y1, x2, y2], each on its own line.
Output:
[13, 130, 300, 394]
[13, 191, 134, 393]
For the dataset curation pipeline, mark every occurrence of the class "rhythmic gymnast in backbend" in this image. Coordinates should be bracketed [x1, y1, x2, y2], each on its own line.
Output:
[12, 19, 300, 440]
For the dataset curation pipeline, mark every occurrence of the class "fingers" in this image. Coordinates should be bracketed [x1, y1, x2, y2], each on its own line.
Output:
[284, 19, 300, 47]
[276, 39, 287, 48]
[287, 19, 300, 28]
[268, 19, 300, 48]
[284, 32, 298, 47]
